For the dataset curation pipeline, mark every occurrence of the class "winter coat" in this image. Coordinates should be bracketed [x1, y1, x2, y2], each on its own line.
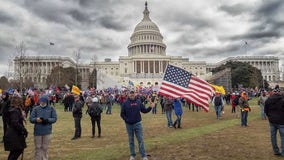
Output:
[265, 93, 284, 125]
[4, 107, 27, 151]
[30, 105, 57, 136]
[163, 97, 173, 111]
[88, 102, 103, 118]
[120, 97, 151, 124]
[72, 100, 84, 118]
[173, 99, 183, 116]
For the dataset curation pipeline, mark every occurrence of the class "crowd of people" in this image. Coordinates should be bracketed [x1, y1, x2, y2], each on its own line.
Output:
[0, 85, 284, 159]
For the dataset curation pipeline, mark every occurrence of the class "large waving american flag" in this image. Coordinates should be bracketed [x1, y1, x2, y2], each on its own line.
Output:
[159, 65, 214, 112]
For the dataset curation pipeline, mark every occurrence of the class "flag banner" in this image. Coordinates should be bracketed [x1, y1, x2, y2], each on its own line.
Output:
[159, 65, 214, 112]
[210, 84, 226, 95]
[71, 85, 81, 95]
[96, 69, 122, 90]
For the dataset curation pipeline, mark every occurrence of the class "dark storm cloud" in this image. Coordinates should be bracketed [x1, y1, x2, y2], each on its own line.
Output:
[251, 0, 284, 33]
[0, 11, 17, 25]
[219, 3, 250, 16]
[184, 43, 241, 58]
[98, 15, 128, 31]
[68, 9, 92, 24]
[257, 0, 283, 16]
[0, 0, 283, 77]
[230, 31, 280, 41]
[22, 0, 71, 25]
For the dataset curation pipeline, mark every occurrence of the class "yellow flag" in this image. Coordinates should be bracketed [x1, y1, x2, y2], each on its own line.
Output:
[71, 85, 81, 95]
[210, 84, 226, 95]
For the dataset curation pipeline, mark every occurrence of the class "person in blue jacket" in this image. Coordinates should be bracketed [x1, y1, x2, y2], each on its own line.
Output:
[173, 98, 183, 129]
[120, 90, 154, 160]
[30, 96, 57, 160]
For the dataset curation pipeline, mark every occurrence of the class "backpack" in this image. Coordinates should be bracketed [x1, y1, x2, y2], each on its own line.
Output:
[214, 96, 222, 106]
[232, 96, 239, 105]
[25, 97, 31, 107]
[88, 103, 102, 117]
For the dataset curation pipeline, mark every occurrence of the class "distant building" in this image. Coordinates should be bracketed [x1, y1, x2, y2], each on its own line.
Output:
[13, 2, 281, 89]
[207, 56, 280, 82]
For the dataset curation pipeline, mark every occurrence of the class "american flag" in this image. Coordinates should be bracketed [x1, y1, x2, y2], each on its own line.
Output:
[159, 65, 214, 112]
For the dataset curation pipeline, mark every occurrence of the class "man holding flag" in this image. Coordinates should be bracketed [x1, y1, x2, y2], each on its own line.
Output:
[159, 65, 214, 112]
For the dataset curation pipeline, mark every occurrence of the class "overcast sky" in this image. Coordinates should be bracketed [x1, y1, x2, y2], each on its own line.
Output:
[1, 0, 284, 77]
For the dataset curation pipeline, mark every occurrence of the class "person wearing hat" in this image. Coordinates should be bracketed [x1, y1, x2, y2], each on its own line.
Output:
[121, 90, 155, 160]
[87, 97, 103, 138]
[239, 91, 251, 127]
[212, 92, 224, 120]
[71, 94, 84, 140]
[265, 86, 284, 157]
[30, 95, 57, 160]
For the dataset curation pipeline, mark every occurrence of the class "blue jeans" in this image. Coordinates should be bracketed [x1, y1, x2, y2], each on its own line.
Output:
[214, 105, 222, 119]
[126, 122, 146, 158]
[74, 117, 81, 137]
[241, 110, 248, 126]
[270, 123, 284, 155]
[260, 104, 266, 119]
[152, 104, 157, 114]
[165, 110, 173, 127]
[106, 104, 112, 114]
[174, 115, 182, 127]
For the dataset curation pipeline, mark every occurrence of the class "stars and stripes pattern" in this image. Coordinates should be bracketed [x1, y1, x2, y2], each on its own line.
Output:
[159, 65, 214, 112]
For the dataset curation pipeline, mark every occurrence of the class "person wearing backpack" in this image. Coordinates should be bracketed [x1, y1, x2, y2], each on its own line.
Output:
[87, 97, 103, 138]
[265, 86, 284, 157]
[212, 92, 224, 120]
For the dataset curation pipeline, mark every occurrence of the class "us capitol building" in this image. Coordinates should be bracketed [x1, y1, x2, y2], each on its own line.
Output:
[13, 2, 281, 89]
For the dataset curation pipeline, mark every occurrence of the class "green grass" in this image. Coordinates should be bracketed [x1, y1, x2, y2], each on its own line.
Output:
[0, 98, 274, 160]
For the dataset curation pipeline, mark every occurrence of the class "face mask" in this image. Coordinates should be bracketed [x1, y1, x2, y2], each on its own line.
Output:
[40, 102, 47, 107]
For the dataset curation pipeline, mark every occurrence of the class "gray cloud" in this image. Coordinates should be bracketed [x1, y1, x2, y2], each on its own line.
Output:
[0, 0, 283, 77]
[219, 3, 251, 16]
[0, 11, 17, 25]
[230, 31, 280, 41]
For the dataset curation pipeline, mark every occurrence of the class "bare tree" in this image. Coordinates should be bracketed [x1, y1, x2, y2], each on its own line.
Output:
[73, 49, 81, 86]
[15, 41, 26, 92]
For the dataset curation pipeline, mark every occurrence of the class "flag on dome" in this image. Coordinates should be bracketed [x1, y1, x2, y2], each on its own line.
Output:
[159, 65, 214, 112]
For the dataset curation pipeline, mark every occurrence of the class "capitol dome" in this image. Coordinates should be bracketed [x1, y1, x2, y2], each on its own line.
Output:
[128, 2, 166, 57]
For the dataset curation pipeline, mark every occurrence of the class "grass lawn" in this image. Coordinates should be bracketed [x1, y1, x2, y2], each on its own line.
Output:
[0, 98, 281, 160]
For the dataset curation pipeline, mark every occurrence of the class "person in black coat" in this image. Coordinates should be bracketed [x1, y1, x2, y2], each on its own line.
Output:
[265, 86, 284, 157]
[1, 91, 10, 143]
[4, 96, 28, 160]
[71, 94, 84, 140]
[87, 97, 103, 138]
